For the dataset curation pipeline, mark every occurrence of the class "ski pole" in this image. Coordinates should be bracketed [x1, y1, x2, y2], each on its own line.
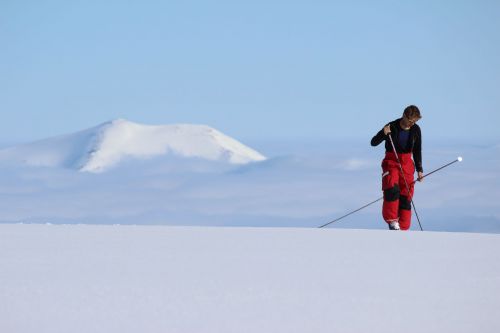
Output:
[318, 197, 383, 228]
[318, 156, 462, 229]
[410, 156, 462, 184]
[387, 134, 424, 231]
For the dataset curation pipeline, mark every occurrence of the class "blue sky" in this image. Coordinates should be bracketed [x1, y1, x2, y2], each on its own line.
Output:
[1, 0, 499, 143]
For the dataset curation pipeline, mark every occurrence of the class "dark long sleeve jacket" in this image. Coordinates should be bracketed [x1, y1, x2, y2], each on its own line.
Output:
[371, 118, 423, 173]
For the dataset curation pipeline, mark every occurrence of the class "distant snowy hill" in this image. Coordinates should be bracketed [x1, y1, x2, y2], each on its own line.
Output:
[0, 119, 266, 172]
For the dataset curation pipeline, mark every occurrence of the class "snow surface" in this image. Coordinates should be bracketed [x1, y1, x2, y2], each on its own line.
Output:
[0, 119, 266, 172]
[1, 224, 499, 333]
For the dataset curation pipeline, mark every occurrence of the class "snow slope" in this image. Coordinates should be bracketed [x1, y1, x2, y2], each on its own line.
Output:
[1, 224, 499, 333]
[0, 119, 266, 172]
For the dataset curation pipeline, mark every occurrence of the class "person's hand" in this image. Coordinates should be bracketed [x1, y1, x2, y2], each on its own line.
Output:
[383, 125, 391, 135]
[417, 172, 424, 182]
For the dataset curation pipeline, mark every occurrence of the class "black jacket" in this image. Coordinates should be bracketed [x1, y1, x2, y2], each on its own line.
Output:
[371, 118, 423, 173]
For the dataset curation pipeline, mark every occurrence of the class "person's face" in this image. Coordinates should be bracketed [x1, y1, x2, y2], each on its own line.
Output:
[403, 115, 419, 128]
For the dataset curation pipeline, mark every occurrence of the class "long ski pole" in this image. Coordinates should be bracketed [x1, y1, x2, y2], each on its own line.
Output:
[387, 134, 423, 231]
[318, 156, 462, 229]
[410, 157, 462, 184]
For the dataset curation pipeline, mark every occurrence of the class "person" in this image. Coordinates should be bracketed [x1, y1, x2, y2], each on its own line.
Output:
[371, 105, 423, 230]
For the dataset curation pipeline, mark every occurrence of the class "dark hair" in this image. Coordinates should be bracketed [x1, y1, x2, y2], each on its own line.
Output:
[403, 105, 422, 119]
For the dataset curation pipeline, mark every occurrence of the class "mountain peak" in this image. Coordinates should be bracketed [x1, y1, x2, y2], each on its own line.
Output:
[0, 120, 266, 173]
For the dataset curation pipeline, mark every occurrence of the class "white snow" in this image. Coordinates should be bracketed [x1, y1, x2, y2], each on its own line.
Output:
[1, 224, 499, 333]
[0, 119, 266, 172]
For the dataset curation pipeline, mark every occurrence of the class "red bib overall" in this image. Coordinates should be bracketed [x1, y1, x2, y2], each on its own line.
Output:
[381, 152, 415, 230]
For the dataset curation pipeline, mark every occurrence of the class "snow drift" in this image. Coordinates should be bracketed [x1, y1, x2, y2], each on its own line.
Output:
[0, 119, 266, 172]
[1, 224, 499, 333]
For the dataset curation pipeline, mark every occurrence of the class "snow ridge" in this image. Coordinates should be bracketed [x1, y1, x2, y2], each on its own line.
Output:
[0, 119, 266, 172]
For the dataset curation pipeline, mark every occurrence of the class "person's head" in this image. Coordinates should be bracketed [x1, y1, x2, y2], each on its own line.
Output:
[402, 105, 421, 127]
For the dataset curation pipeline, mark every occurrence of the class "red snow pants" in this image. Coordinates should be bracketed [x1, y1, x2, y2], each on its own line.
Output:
[381, 152, 415, 230]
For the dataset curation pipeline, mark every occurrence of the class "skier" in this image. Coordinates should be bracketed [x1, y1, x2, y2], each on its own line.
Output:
[371, 105, 423, 230]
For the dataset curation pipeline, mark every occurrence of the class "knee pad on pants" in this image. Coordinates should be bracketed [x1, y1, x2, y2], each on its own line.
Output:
[384, 184, 400, 202]
[399, 195, 411, 210]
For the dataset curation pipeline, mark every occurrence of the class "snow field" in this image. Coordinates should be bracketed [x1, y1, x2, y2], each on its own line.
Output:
[1, 224, 499, 333]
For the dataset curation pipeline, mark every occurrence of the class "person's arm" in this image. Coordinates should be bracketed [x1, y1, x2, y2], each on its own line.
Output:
[371, 124, 390, 146]
[413, 126, 424, 180]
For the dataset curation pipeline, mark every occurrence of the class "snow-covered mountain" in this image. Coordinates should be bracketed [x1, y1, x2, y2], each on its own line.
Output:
[0, 119, 266, 172]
